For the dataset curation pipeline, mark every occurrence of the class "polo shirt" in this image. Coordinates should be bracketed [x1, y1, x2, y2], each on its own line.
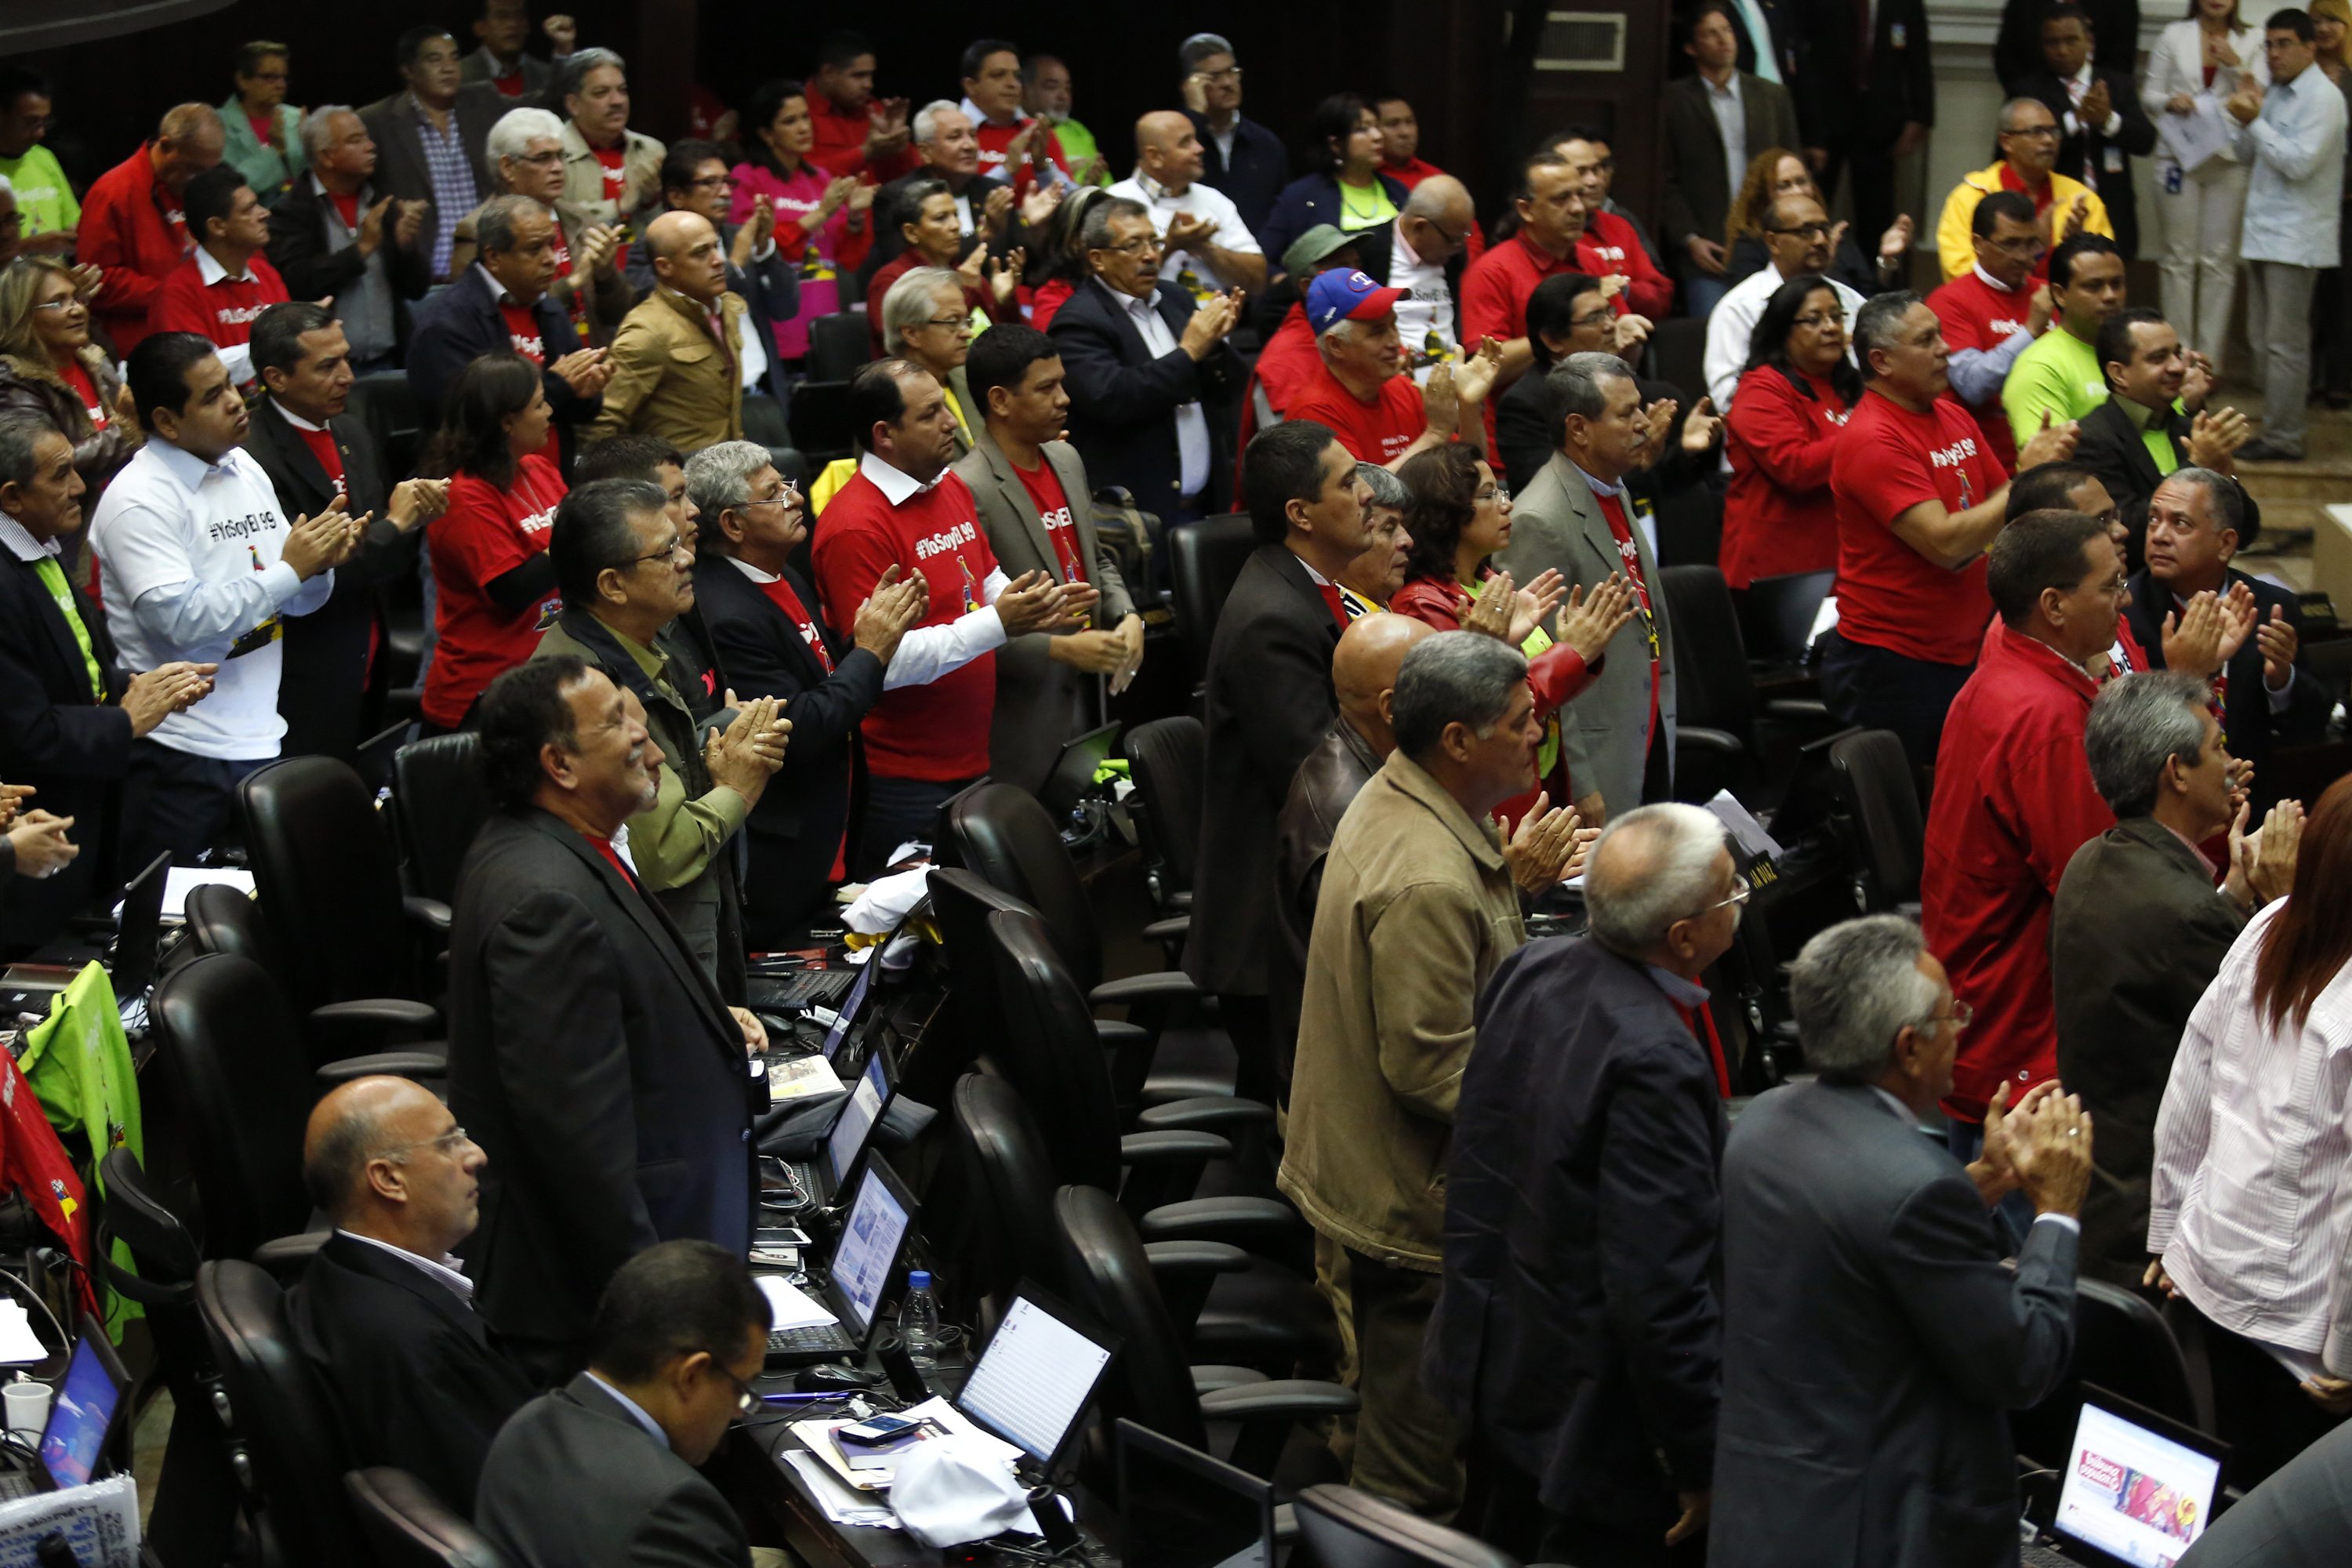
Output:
[2002, 327, 2106, 452]
[147, 247, 291, 387]
[421, 454, 566, 729]
[1829, 389, 2006, 669]
[1105, 172, 1262, 295]
[1285, 361, 1428, 466]
[1459, 230, 1581, 354]
[88, 440, 336, 760]
[0, 145, 78, 237]
[1578, 209, 1672, 320]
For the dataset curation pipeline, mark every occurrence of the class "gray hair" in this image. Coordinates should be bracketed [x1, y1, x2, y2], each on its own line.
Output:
[0, 413, 64, 489]
[892, 177, 952, 234]
[2085, 671, 2212, 818]
[557, 46, 626, 108]
[1788, 915, 1944, 1082]
[1389, 631, 1526, 757]
[1356, 461, 1407, 511]
[488, 105, 565, 166]
[1584, 803, 1729, 956]
[1853, 289, 1923, 380]
[1178, 32, 1234, 71]
[2158, 464, 2248, 537]
[1541, 350, 1632, 443]
[683, 441, 775, 545]
[1998, 95, 2055, 132]
[1081, 195, 1149, 253]
[299, 105, 356, 165]
[473, 192, 542, 256]
[881, 266, 962, 354]
[911, 99, 963, 147]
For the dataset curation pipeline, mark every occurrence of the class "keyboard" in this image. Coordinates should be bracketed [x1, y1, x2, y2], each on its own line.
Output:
[747, 968, 857, 1011]
[768, 1323, 856, 1357]
[2021, 1542, 2077, 1566]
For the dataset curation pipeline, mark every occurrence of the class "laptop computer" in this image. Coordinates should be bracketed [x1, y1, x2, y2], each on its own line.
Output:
[784, 1047, 897, 1207]
[764, 1153, 920, 1367]
[0, 853, 172, 1018]
[951, 1285, 1117, 1475]
[1117, 1419, 1276, 1568]
[2024, 1385, 2229, 1568]
[0, 1316, 132, 1499]
[1040, 722, 1122, 822]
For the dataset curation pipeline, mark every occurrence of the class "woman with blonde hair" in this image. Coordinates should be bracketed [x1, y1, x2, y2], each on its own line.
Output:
[0, 257, 139, 502]
[1722, 147, 1907, 297]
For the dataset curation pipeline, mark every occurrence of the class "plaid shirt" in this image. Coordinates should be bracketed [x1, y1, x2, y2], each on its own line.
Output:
[410, 93, 479, 278]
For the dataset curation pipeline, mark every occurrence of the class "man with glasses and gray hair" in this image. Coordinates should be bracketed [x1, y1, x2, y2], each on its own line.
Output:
[1711, 914, 2092, 1568]
[267, 107, 430, 373]
[881, 267, 978, 457]
[1178, 32, 1287, 232]
[289, 1075, 535, 1516]
[462, 104, 629, 342]
[2054, 671, 2303, 1285]
[1431, 802, 1742, 1563]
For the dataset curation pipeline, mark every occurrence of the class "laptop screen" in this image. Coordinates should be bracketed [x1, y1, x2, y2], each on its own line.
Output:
[2053, 1393, 2223, 1566]
[38, 1333, 124, 1489]
[956, 1293, 1115, 1464]
[824, 1052, 891, 1189]
[829, 1161, 912, 1339]
[1118, 1421, 1273, 1568]
[822, 963, 876, 1063]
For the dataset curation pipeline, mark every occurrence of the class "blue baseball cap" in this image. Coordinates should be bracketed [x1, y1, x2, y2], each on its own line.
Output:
[1307, 268, 1404, 336]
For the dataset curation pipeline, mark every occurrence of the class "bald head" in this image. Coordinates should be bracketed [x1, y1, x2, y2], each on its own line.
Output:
[155, 103, 226, 191]
[1333, 613, 1433, 757]
[1404, 174, 1472, 225]
[1134, 109, 1205, 189]
[301, 1075, 485, 1253]
[646, 209, 728, 304]
[1400, 173, 1475, 261]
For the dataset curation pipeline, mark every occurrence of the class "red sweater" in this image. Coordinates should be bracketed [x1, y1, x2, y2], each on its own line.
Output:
[808, 93, 918, 183]
[80, 143, 195, 356]
[1577, 209, 1672, 321]
[1922, 624, 2114, 1122]
[1721, 365, 1855, 589]
[973, 116, 1069, 198]
[1926, 269, 2035, 474]
[147, 252, 290, 354]
[1830, 390, 2008, 667]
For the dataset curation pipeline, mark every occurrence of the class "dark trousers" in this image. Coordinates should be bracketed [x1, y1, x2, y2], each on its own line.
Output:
[1818, 140, 1901, 256]
[1343, 1247, 1463, 1519]
[118, 741, 270, 873]
[1818, 629, 1974, 777]
[2193, 1305, 2350, 1490]
[855, 772, 973, 880]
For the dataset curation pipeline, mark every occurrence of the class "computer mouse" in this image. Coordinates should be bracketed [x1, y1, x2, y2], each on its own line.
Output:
[795, 1362, 884, 1392]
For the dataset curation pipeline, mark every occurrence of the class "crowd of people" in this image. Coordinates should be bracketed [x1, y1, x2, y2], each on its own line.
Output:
[2, 2, 2350, 1566]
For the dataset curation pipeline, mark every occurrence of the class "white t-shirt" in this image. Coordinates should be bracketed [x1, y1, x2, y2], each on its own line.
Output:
[90, 439, 335, 760]
[1385, 218, 1457, 384]
[1105, 172, 1263, 295]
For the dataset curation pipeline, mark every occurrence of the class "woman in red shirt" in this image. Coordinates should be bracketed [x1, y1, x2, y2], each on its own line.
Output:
[0, 257, 141, 502]
[1721, 273, 1860, 590]
[420, 354, 568, 733]
[864, 181, 1018, 358]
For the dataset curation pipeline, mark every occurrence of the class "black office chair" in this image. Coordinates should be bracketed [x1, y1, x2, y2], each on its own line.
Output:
[180, 881, 276, 970]
[2010, 1280, 2209, 1471]
[390, 733, 493, 907]
[1122, 717, 1204, 917]
[1660, 564, 1842, 808]
[787, 379, 854, 463]
[1053, 1185, 1356, 1487]
[1826, 729, 1926, 918]
[1737, 569, 1835, 670]
[347, 1468, 513, 1568]
[804, 313, 873, 383]
[1168, 514, 1258, 686]
[1293, 1484, 1523, 1568]
[197, 1258, 373, 1568]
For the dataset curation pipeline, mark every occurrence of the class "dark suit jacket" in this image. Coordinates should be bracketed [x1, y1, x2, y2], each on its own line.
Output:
[244, 395, 416, 760]
[2172, 1415, 2352, 1566]
[358, 87, 503, 278]
[1712, 1079, 2078, 1568]
[1795, 0, 1935, 151]
[2123, 565, 2330, 815]
[2051, 817, 2247, 1286]
[1661, 72, 1803, 264]
[691, 553, 884, 946]
[407, 268, 601, 468]
[2072, 397, 2263, 575]
[1184, 544, 1341, 999]
[622, 219, 800, 407]
[1723, 0, 1806, 85]
[1270, 720, 1381, 1082]
[1430, 936, 1726, 1522]
[0, 545, 131, 949]
[476, 1373, 751, 1568]
[1185, 112, 1290, 235]
[448, 809, 752, 1354]
[263, 175, 434, 334]
[1995, 0, 2143, 96]
[2016, 65, 2157, 256]
[459, 45, 555, 100]
[1049, 277, 1243, 514]
[285, 1231, 538, 1515]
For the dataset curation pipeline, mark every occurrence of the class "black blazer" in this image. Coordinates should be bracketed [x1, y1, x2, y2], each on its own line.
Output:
[1712, 1079, 2078, 1568]
[1995, 0, 2143, 96]
[2051, 818, 2249, 1286]
[1794, 0, 1935, 151]
[285, 1231, 539, 1515]
[0, 546, 130, 949]
[1183, 544, 1341, 1000]
[448, 809, 752, 1355]
[690, 554, 885, 946]
[1185, 111, 1290, 235]
[244, 396, 416, 761]
[476, 1373, 751, 1568]
[2122, 564, 2331, 815]
[2016, 65, 2156, 257]
[1430, 936, 1726, 1523]
[1660, 72, 1803, 263]
[263, 175, 434, 331]
[2071, 397, 2263, 575]
[1048, 277, 1243, 514]
[407, 268, 601, 470]
[358, 87, 503, 278]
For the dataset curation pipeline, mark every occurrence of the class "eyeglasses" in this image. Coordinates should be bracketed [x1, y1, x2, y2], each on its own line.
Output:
[1709, 880, 1753, 912]
[1098, 235, 1162, 256]
[1766, 221, 1830, 240]
[709, 1356, 761, 1418]
[1569, 307, 1617, 332]
[1793, 310, 1846, 330]
[1474, 485, 1512, 505]
[745, 485, 803, 511]
[1985, 234, 2048, 259]
[917, 313, 970, 330]
[1418, 216, 1469, 249]
[514, 149, 564, 167]
[687, 173, 735, 191]
[621, 535, 688, 569]
[1921, 1000, 1975, 1036]
[2002, 123, 2062, 140]
[377, 1125, 474, 1160]
[1197, 65, 1243, 83]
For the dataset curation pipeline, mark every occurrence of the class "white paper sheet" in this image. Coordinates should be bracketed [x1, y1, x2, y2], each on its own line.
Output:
[756, 1276, 837, 1330]
[0, 1306, 47, 1367]
[2159, 96, 2234, 176]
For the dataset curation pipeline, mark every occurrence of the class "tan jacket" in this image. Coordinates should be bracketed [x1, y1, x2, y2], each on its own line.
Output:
[588, 287, 748, 452]
[558, 121, 666, 231]
[1276, 750, 1525, 1271]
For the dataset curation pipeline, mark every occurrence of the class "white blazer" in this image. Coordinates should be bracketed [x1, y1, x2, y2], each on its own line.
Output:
[2142, 18, 2272, 165]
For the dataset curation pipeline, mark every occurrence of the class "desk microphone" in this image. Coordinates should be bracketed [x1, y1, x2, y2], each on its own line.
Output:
[877, 1337, 930, 1403]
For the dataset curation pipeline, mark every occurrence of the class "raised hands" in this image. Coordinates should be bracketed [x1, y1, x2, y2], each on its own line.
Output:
[1556, 575, 1639, 661]
[1503, 793, 1584, 895]
[2186, 405, 2251, 469]
[993, 568, 1100, 635]
[853, 564, 929, 664]
[2256, 603, 2299, 690]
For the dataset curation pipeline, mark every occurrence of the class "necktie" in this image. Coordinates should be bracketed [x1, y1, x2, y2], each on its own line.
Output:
[1674, 999, 1734, 1100]
[1315, 583, 1350, 631]
[34, 557, 105, 701]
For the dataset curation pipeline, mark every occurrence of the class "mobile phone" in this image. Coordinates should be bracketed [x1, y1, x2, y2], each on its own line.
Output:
[837, 1414, 920, 1446]
[756, 1227, 812, 1249]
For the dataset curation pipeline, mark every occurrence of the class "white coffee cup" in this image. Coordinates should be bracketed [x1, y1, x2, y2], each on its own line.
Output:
[2, 1381, 49, 1439]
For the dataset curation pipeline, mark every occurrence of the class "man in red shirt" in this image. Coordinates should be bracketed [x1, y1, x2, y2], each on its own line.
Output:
[1925, 189, 2051, 475]
[1824, 291, 2078, 774]
[1459, 151, 1594, 400]
[1367, 90, 1486, 262]
[1241, 226, 1362, 448]
[805, 29, 914, 183]
[811, 358, 1095, 873]
[80, 103, 225, 357]
[957, 38, 1069, 198]
[148, 166, 290, 390]
[1922, 508, 2122, 1150]
[1285, 268, 1501, 470]
[1552, 132, 1672, 319]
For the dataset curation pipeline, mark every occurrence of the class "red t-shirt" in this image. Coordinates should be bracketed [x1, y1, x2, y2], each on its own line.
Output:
[811, 469, 1002, 781]
[1925, 269, 2034, 473]
[500, 302, 546, 363]
[1575, 209, 1672, 320]
[593, 145, 628, 202]
[1013, 456, 1087, 586]
[56, 359, 106, 430]
[973, 117, 1069, 198]
[1284, 362, 1429, 466]
[1831, 390, 2008, 667]
[147, 252, 291, 354]
[422, 454, 567, 728]
[807, 93, 919, 182]
[293, 423, 347, 498]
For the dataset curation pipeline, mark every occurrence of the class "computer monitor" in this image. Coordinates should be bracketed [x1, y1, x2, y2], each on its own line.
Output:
[36, 1316, 130, 1491]
[822, 1050, 894, 1193]
[2048, 1385, 2228, 1568]
[822, 961, 877, 1065]
[110, 852, 173, 1004]
[1116, 1419, 1275, 1568]
[954, 1286, 1117, 1469]
[823, 1155, 916, 1344]
[1040, 722, 1121, 821]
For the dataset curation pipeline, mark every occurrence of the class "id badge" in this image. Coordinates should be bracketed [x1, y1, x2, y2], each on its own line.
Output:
[2104, 145, 2125, 174]
[1890, 22, 1908, 49]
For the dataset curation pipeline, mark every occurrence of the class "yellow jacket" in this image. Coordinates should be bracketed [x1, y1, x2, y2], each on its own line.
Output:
[1935, 160, 2114, 281]
[588, 287, 747, 452]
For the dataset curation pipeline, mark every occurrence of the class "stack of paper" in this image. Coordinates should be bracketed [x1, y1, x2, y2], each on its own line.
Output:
[788, 1396, 1022, 1490]
[754, 1276, 837, 1330]
[0, 1305, 47, 1366]
[782, 1451, 898, 1527]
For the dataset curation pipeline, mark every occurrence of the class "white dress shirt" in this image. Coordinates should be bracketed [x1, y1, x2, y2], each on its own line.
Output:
[2059, 62, 2125, 198]
[336, 1229, 476, 1301]
[1095, 278, 1211, 496]
[853, 451, 1013, 689]
[1703, 263, 1868, 412]
[2239, 65, 2350, 267]
[1704, 71, 1748, 199]
[1106, 171, 1261, 294]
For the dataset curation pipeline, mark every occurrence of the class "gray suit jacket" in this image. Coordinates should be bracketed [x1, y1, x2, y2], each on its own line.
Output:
[953, 425, 1134, 793]
[1497, 452, 1676, 816]
[2176, 1417, 2352, 1566]
[460, 45, 555, 100]
[1713, 1080, 2078, 1568]
[1660, 71, 1802, 263]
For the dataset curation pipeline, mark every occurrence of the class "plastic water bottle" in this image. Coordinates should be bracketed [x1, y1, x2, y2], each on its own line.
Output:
[900, 1271, 944, 1367]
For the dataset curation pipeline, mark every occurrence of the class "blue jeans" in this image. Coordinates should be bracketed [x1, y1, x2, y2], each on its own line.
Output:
[856, 773, 975, 880]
